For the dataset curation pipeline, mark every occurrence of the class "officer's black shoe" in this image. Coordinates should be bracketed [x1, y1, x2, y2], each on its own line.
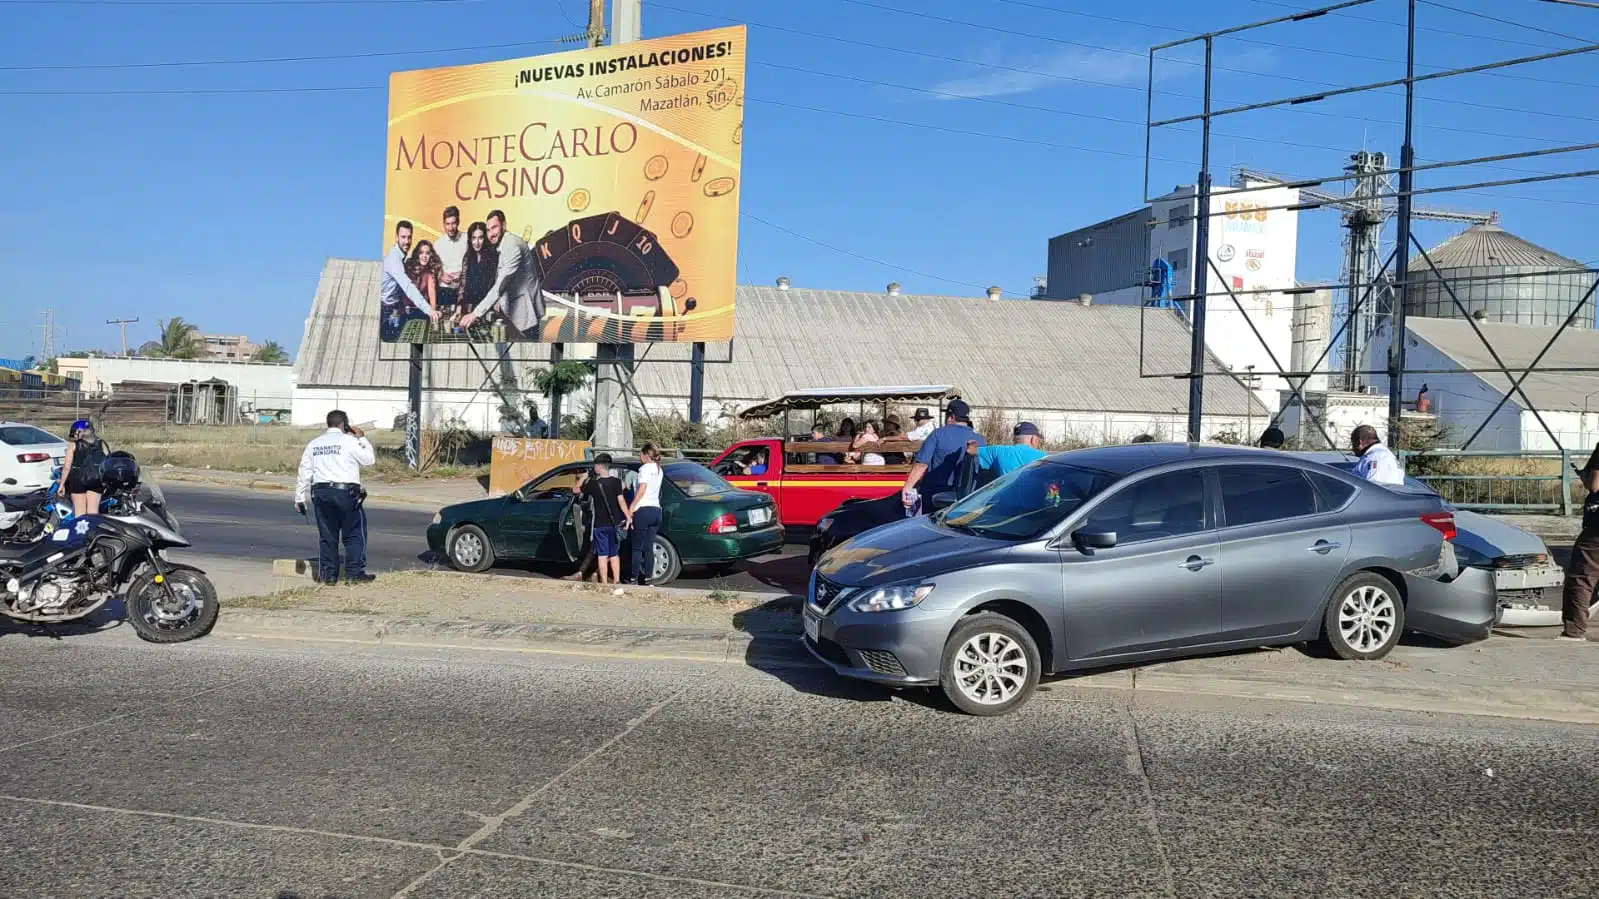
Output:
[344, 573, 377, 585]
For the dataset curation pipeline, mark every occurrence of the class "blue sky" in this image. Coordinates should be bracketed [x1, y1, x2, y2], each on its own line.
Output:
[2, 0, 1596, 360]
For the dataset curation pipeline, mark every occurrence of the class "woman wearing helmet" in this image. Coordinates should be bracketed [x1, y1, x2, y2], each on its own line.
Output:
[58, 419, 108, 517]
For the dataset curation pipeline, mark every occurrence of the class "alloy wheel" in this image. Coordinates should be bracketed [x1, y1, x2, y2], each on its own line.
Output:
[951, 632, 1029, 706]
[1338, 584, 1397, 654]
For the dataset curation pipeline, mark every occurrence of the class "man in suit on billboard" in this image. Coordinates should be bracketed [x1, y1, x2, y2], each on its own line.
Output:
[460, 209, 545, 338]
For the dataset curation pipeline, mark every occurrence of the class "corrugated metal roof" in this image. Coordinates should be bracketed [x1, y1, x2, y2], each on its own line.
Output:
[295, 259, 1265, 416]
[1409, 224, 1583, 272]
[1406, 316, 1599, 412]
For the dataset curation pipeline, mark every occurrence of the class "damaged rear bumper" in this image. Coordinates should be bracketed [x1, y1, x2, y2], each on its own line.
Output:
[1403, 565, 1499, 644]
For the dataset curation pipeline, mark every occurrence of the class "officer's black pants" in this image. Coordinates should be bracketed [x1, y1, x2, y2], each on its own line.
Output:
[311, 485, 366, 582]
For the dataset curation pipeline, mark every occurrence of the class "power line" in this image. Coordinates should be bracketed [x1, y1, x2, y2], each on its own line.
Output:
[990, 0, 1599, 92]
[1242, 0, 1576, 50]
[0, 35, 560, 71]
[1419, 0, 1594, 44]
[1, 0, 475, 5]
[742, 212, 1027, 298]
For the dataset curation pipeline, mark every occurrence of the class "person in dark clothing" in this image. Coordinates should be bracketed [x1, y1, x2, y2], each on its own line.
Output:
[575, 454, 630, 586]
[58, 419, 108, 518]
[1258, 427, 1286, 449]
[1560, 443, 1599, 641]
[459, 221, 499, 322]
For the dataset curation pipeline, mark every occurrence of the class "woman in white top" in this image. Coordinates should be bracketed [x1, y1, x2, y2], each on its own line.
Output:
[627, 443, 665, 585]
[846, 420, 885, 466]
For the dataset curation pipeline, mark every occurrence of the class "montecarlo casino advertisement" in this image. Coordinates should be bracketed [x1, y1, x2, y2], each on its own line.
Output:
[380, 25, 746, 345]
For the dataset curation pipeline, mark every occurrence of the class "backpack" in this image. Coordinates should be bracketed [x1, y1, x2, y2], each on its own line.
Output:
[76, 438, 108, 476]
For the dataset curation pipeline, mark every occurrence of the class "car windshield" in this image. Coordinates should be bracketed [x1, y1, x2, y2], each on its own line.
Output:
[0, 425, 58, 446]
[665, 462, 735, 498]
[939, 462, 1118, 541]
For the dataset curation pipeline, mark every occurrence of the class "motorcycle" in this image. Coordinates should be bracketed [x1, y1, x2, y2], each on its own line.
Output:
[0, 463, 72, 544]
[0, 477, 219, 643]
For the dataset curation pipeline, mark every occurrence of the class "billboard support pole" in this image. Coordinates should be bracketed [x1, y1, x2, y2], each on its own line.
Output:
[689, 341, 705, 424]
[406, 342, 422, 469]
[1387, 0, 1417, 449]
[547, 342, 563, 439]
[1185, 34, 1214, 443]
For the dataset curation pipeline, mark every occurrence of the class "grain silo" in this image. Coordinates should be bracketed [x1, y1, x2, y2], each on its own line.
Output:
[1405, 224, 1594, 328]
[1289, 286, 1333, 392]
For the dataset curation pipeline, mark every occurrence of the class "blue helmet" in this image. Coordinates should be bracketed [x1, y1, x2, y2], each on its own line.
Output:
[70, 419, 92, 437]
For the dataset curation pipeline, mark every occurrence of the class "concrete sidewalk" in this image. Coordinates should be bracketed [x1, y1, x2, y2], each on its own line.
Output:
[206, 569, 1599, 725]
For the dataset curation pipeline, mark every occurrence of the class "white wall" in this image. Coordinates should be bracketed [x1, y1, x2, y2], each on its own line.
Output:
[73, 357, 295, 403]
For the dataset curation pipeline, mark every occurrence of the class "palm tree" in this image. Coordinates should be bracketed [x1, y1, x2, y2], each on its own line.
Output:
[253, 340, 289, 364]
[157, 317, 201, 359]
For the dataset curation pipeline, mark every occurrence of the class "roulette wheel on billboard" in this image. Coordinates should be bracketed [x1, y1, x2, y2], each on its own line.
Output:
[533, 211, 694, 342]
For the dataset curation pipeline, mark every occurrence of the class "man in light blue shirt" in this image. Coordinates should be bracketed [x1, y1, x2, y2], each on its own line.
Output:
[380, 219, 438, 341]
[966, 421, 1047, 479]
[902, 400, 984, 511]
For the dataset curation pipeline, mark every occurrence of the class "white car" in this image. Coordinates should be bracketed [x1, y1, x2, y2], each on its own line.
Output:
[0, 422, 66, 495]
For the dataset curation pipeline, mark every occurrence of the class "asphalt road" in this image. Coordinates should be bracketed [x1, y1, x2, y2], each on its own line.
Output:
[160, 483, 814, 593]
[0, 628, 1593, 898]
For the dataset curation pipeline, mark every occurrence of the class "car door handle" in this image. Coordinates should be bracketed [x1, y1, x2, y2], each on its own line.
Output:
[1308, 540, 1342, 554]
[755, 481, 770, 488]
[1180, 555, 1214, 571]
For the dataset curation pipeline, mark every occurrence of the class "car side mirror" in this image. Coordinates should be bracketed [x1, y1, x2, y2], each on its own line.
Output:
[929, 491, 957, 513]
[1074, 530, 1118, 550]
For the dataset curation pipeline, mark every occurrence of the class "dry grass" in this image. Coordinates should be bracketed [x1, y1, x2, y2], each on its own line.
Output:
[108, 424, 481, 480]
[1409, 453, 1582, 508]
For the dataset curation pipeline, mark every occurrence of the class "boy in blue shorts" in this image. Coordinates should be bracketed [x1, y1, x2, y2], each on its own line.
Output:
[575, 454, 630, 586]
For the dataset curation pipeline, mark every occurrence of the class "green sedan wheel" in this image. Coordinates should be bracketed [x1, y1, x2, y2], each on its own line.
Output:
[647, 535, 682, 586]
[446, 524, 496, 573]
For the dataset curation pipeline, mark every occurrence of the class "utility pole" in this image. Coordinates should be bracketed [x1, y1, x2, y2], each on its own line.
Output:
[590, 0, 643, 449]
[106, 317, 139, 357]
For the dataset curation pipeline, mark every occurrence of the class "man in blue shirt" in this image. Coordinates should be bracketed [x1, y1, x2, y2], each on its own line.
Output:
[902, 400, 984, 511]
[966, 421, 1046, 479]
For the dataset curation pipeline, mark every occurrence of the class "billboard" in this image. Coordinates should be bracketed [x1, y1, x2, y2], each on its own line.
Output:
[380, 26, 746, 345]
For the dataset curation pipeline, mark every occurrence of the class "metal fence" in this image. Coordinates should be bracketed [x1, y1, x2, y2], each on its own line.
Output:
[1400, 449, 1582, 515]
[0, 387, 295, 429]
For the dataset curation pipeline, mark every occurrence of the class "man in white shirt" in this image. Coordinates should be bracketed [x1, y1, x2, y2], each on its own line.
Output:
[460, 209, 546, 338]
[434, 206, 468, 315]
[296, 410, 378, 584]
[906, 407, 936, 441]
[1350, 424, 1405, 486]
[380, 220, 440, 341]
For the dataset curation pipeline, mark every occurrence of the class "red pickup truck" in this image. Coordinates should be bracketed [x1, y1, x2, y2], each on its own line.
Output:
[706, 386, 956, 527]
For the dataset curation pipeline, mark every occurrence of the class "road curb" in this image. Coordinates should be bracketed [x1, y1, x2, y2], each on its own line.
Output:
[213, 607, 817, 667]
[259, 562, 794, 601]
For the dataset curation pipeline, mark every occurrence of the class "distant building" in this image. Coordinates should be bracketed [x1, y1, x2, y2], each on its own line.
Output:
[1041, 180, 1313, 413]
[196, 333, 258, 361]
[293, 259, 1269, 440]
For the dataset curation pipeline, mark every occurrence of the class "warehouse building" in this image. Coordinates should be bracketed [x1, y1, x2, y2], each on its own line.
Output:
[1365, 316, 1599, 453]
[293, 258, 1268, 442]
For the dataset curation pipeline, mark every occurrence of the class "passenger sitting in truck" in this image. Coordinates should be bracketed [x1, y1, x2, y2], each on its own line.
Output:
[809, 423, 840, 465]
[846, 420, 885, 465]
[880, 419, 907, 464]
[738, 448, 770, 476]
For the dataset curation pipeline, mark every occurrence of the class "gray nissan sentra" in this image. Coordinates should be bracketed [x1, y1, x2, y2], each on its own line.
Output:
[805, 443, 1497, 716]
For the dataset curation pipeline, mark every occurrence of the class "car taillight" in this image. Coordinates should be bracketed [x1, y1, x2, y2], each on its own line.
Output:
[16, 453, 49, 463]
[1420, 511, 1456, 541]
[707, 513, 738, 535]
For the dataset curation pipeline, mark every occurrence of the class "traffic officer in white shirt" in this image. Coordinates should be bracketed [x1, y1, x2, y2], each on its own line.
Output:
[295, 410, 377, 584]
[1350, 424, 1406, 486]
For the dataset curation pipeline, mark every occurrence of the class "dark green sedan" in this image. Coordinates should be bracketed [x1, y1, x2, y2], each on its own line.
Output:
[426, 460, 784, 584]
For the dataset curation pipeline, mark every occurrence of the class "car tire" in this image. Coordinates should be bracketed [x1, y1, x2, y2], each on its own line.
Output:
[646, 535, 682, 586]
[939, 612, 1042, 717]
[1322, 571, 1406, 661]
[446, 524, 495, 573]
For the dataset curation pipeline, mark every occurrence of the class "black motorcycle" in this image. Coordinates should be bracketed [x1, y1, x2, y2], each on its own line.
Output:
[0, 463, 218, 643]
